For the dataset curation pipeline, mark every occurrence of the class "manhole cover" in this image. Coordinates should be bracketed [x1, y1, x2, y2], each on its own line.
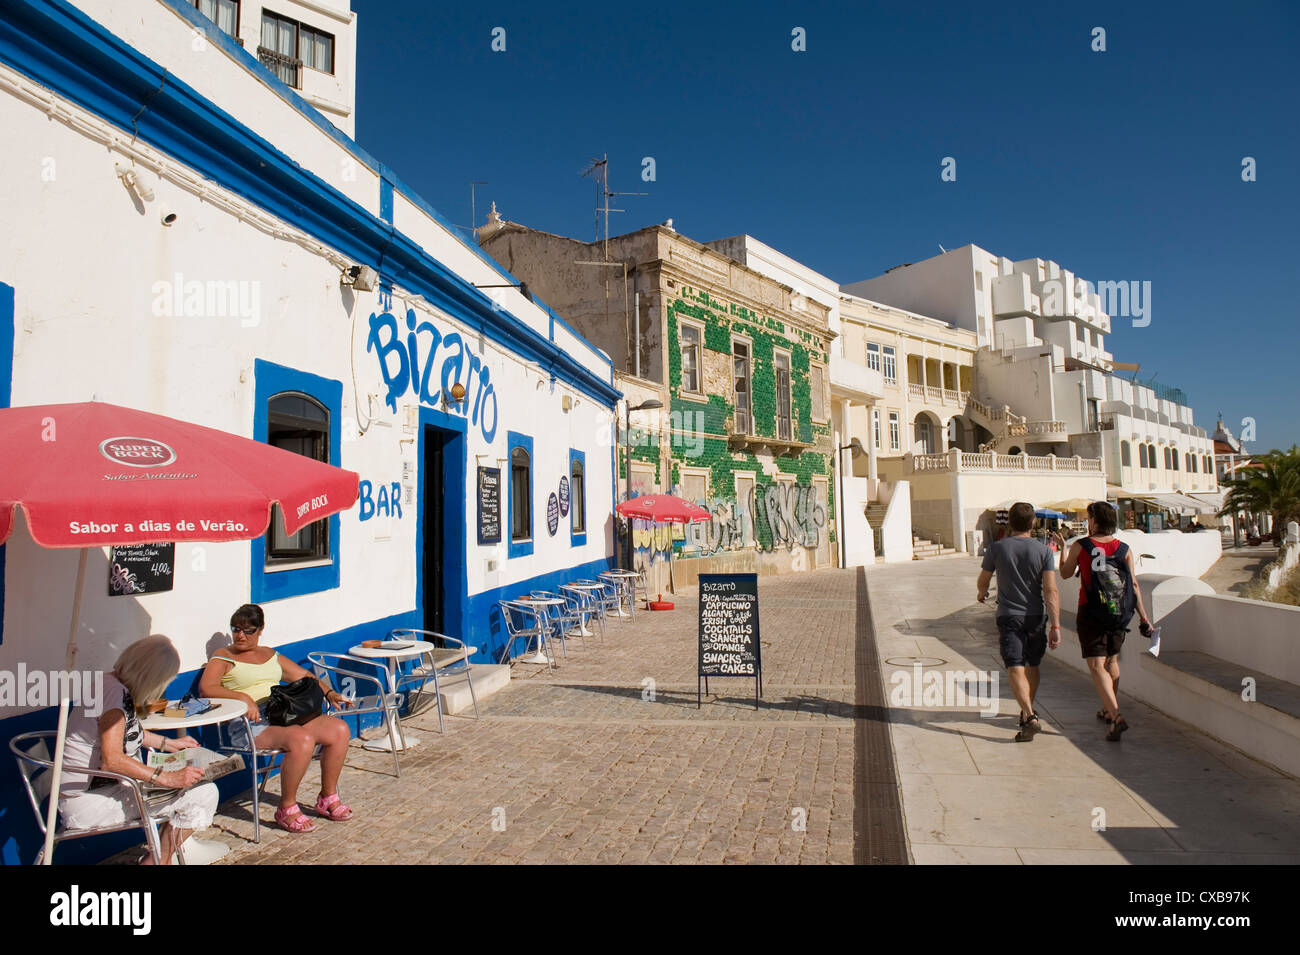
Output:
[884, 656, 947, 667]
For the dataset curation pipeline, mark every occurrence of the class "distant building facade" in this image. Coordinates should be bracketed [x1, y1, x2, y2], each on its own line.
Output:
[479, 215, 838, 581]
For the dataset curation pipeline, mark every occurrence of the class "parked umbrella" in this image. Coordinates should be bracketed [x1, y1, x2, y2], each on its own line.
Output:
[615, 494, 711, 593]
[0, 401, 359, 864]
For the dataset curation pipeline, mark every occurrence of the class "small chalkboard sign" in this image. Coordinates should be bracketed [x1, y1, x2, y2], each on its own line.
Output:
[108, 543, 175, 597]
[697, 572, 762, 709]
[558, 475, 570, 517]
[546, 492, 560, 536]
[477, 467, 501, 544]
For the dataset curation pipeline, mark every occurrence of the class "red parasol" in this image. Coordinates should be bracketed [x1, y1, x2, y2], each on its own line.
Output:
[0, 401, 359, 548]
[0, 400, 360, 864]
[616, 494, 711, 524]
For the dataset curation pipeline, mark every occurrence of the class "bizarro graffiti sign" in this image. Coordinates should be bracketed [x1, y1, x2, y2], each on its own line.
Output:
[366, 308, 499, 442]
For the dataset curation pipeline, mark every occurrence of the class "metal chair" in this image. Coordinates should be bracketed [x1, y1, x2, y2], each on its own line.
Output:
[307, 652, 405, 777]
[597, 572, 634, 618]
[630, 569, 651, 609]
[498, 599, 555, 669]
[9, 730, 180, 864]
[385, 629, 481, 734]
[560, 583, 606, 641]
[532, 590, 588, 652]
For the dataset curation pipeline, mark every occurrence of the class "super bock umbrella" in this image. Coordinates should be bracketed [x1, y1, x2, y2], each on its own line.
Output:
[615, 495, 711, 594]
[615, 494, 711, 524]
[0, 401, 359, 864]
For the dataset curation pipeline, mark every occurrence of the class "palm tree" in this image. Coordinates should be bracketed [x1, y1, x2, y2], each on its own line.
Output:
[1220, 445, 1300, 541]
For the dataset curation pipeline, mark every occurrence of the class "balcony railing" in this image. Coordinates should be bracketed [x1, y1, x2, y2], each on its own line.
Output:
[908, 381, 969, 407]
[909, 449, 1104, 474]
[257, 46, 301, 89]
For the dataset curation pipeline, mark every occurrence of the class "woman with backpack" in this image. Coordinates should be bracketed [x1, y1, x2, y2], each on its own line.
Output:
[1052, 501, 1152, 741]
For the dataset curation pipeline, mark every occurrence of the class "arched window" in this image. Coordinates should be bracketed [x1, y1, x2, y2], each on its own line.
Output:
[1171, 449, 1179, 471]
[511, 445, 531, 542]
[1121, 441, 1131, 467]
[570, 457, 586, 534]
[267, 392, 329, 562]
[1138, 444, 1147, 468]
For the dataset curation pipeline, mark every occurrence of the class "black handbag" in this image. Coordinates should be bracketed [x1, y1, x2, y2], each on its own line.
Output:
[264, 677, 326, 726]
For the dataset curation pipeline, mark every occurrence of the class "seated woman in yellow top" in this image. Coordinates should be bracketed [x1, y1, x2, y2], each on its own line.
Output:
[199, 603, 355, 833]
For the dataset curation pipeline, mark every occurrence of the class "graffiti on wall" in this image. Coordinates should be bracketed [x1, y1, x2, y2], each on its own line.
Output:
[366, 308, 499, 442]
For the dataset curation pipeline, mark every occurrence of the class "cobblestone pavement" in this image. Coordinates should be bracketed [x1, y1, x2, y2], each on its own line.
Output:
[198, 568, 893, 865]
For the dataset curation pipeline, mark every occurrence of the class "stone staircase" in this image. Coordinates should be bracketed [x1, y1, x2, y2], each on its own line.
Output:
[965, 396, 1069, 454]
[912, 533, 958, 560]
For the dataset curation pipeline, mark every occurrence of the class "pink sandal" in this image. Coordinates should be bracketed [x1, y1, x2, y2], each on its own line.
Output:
[314, 792, 354, 821]
[274, 803, 317, 833]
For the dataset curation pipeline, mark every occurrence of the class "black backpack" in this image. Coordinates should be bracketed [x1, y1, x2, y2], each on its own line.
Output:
[1081, 538, 1136, 631]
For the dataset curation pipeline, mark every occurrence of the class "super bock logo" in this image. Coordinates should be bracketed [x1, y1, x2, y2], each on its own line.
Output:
[99, 437, 177, 468]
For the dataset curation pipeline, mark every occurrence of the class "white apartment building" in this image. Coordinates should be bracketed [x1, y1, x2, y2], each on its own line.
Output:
[847, 245, 1218, 524]
[184, 0, 357, 136]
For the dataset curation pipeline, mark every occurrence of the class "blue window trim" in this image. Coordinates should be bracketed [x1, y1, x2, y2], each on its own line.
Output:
[507, 431, 533, 559]
[569, 448, 586, 547]
[250, 359, 343, 601]
[0, 282, 12, 646]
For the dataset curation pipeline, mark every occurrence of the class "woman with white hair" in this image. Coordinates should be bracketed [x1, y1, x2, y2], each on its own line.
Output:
[59, 634, 219, 864]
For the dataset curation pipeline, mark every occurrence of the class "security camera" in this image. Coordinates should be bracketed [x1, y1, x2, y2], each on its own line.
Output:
[159, 206, 178, 227]
[343, 264, 379, 291]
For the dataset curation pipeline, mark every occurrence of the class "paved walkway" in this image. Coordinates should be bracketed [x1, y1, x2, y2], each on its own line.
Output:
[195, 569, 904, 865]
[1200, 545, 1279, 595]
[867, 558, 1300, 864]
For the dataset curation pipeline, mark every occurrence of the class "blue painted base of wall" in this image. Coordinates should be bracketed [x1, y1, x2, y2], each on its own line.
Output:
[469, 555, 614, 663]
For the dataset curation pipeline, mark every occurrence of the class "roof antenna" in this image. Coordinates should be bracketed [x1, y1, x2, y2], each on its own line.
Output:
[939, 244, 947, 253]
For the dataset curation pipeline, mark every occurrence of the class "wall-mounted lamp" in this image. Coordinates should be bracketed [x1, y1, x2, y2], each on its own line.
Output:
[441, 381, 466, 411]
[473, 281, 534, 303]
[562, 395, 579, 412]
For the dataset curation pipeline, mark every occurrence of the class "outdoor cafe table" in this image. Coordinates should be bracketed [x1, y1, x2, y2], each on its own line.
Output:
[140, 697, 251, 863]
[600, 570, 640, 617]
[511, 597, 566, 664]
[347, 640, 436, 752]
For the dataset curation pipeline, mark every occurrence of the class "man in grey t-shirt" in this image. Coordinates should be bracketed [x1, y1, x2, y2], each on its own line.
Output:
[976, 502, 1061, 741]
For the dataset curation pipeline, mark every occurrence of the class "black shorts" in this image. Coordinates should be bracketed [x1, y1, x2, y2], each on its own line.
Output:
[997, 615, 1047, 668]
[1076, 612, 1127, 658]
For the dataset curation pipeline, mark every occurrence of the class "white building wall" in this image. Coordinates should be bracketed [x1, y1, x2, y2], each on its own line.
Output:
[0, 36, 614, 698]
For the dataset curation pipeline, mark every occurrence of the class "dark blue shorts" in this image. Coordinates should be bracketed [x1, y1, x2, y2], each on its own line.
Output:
[997, 615, 1047, 668]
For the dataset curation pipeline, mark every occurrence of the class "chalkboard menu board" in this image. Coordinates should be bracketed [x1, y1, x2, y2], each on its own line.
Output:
[477, 467, 501, 544]
[558, 475, 570, 517]
[546, 492, 560, 536]
[108, 543, 175, 597]
[697, 572, 762, 708]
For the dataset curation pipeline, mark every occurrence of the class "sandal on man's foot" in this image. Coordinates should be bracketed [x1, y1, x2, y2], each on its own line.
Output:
[274, 804, 317, 833]
[314, 792, 354, 821]
[1015, 714, 1041, 742]
[1096, 709, 1113, 722]
[1106, 715, 1129, 742]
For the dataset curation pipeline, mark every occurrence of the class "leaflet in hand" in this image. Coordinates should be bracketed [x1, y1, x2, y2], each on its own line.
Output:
[147, 748, 244, 783]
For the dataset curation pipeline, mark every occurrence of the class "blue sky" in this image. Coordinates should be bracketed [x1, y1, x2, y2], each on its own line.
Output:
[353, 0, 1299, 450]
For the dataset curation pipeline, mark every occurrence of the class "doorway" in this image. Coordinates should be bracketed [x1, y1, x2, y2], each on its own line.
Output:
[423, 425, 447, 634]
